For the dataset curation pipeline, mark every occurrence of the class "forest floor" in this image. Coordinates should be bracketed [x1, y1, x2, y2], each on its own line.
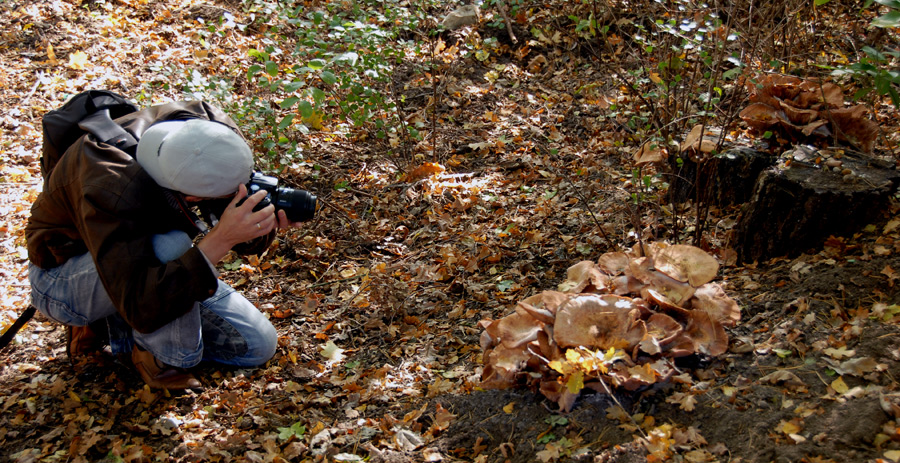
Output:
[2, 1, 900, 462]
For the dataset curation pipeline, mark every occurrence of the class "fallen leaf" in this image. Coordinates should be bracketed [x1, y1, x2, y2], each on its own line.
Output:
[320, 340, 345, 363]
[831, 377, 849, 394]
[503, 402, 515, 414]
[68, 51, 90, 70]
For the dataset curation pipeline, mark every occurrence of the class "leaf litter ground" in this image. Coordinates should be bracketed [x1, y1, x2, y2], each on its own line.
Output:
[1, 1, 900, 462]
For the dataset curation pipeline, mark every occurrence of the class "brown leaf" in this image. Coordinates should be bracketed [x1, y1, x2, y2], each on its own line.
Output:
[634, 141, 667, 166]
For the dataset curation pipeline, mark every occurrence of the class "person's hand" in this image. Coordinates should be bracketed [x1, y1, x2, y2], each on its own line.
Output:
[197, 184, 276, 263]
[275, 209, 307, 229]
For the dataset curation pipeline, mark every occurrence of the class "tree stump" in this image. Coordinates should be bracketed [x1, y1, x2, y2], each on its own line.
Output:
[668, 147, 776, 207]
[731, 150, 900, 263]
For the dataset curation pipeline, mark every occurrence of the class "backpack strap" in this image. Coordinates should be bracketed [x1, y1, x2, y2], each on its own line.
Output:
[78, 108, 139, 156]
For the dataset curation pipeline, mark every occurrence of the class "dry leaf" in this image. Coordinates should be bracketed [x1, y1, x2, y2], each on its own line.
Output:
[67, 51, 90, 70]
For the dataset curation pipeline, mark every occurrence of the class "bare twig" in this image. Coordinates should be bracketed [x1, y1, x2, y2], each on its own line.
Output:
[495, 0, 518, 44]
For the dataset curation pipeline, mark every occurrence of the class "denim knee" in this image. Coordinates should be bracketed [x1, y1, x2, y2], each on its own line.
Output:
[239, 319, 278, 367]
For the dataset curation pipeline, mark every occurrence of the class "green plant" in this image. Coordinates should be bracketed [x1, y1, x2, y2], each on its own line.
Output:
[238, 0, 437, 170]
[828, 0, 900, 108]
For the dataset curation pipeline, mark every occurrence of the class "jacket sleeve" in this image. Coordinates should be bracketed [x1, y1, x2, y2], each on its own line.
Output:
[77, 143, 220, 334]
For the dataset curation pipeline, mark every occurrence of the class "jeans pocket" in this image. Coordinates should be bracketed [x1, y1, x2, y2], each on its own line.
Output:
[31, 289, 88, 326]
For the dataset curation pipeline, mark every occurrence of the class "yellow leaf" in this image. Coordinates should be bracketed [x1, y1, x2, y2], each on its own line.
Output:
[302, 109, 325, 130]
[649, 72, 663, 84]
[68, 51, 90, 70]
[548, 359, 571, 374]
[777, 420, 801, 435]
[884, 450, 900, 462]
[566, 370, 585, 394]
[503, 402, 515, 414]
[831, 377, 849, 394]
[47, 43, 58, 64]
[68, 391, 81, 402]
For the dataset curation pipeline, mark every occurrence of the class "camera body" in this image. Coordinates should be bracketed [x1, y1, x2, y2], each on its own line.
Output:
[246, 172, 317, 222]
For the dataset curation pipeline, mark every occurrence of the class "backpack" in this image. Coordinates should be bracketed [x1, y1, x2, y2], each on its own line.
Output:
[1, 91, 141, 351]
[40, 90, 139, 180]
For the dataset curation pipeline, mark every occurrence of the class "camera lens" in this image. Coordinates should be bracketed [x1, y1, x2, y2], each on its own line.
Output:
[274, 187, 317, 222]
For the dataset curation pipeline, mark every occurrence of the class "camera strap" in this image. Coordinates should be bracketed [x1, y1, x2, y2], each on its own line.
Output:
[162, 189, 209, 234]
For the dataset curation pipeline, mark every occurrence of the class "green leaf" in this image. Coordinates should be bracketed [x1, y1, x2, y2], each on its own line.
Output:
[277, 421, 306, 441]
[814, 0, 831, 5]
[223, 259, 243, 271]
[722, 67, 742, 80]
[873, 10, 900, 28]
[248, 48, 269, 61]
[311, 87, 326, 105]
[321, 70, 337, 85]
[284, 80, 305, 92]
[545, 415, 569, 426]
[334, 52, 359, 66]
[298, 100, 314, 118]
[278, 114, 294, 130]
[280, 97, 300, 109]
[265, 60, 279, 77]
[308, 59, 326, 70]
[247, 64, 262, 79]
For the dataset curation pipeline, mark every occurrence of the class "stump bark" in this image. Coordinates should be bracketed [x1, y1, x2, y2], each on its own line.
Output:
[731, 151, 900, 263]
[668, 147, 776, 207]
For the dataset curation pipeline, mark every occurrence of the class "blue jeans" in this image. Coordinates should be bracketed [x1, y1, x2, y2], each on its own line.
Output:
[28, 231, 277, 368]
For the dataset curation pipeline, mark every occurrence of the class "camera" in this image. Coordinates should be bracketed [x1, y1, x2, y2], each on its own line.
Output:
[244, 172, 317, 222]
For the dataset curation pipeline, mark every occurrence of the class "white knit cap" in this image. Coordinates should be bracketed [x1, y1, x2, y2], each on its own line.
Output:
[136, 120, 253, 197]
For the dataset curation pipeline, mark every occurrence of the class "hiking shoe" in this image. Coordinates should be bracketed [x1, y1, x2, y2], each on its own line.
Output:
[131, 345, 202, 391]
[65, 324, 105, 360]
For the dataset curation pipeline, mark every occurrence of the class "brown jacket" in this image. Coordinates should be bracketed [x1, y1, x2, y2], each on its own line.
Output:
[26, 101, 263, 333]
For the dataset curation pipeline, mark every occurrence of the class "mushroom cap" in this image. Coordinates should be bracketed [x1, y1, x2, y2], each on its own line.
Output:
[684, 310, 728, 356]
[651, 244, 720, 288]
[688, 283, 741, 327]
[633, 266, 695, 307]
[553, 294, 647, 350]
[521, 290, 570, 314]
[497, 312, 542, 348]
[645, 312, 685, 347]
[597, 252, 631, 276]
[559, 261, 609, 293]
[739, 102, 783, 131]
[482, 343, 531, 388]
[516, 301, 555, 325]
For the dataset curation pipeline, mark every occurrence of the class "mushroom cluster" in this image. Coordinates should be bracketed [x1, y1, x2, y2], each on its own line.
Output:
[738, 74, 878, 153]
[479, 243, 740, 410]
